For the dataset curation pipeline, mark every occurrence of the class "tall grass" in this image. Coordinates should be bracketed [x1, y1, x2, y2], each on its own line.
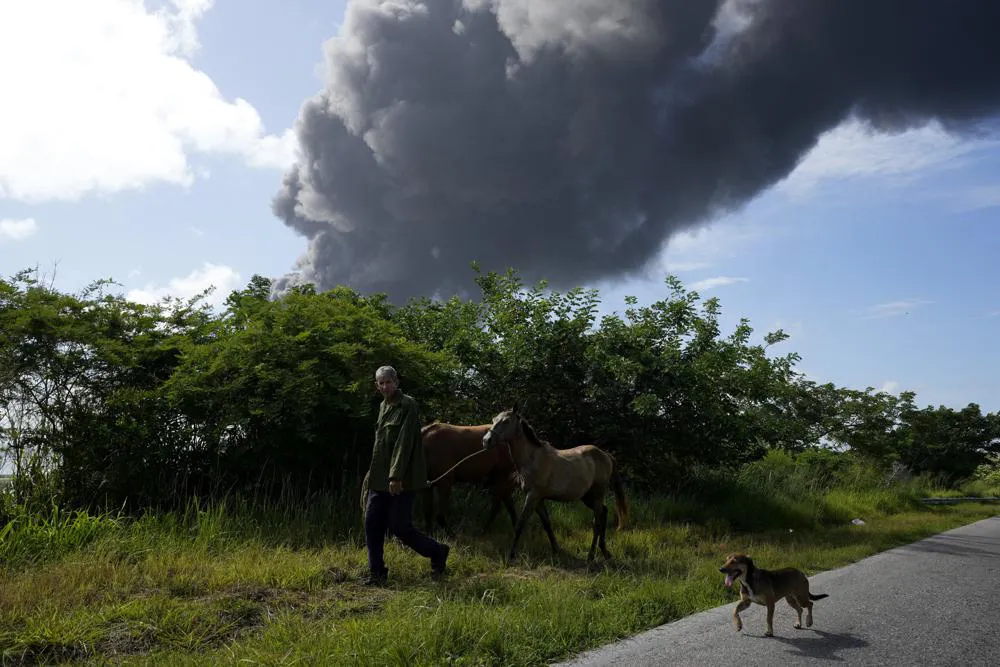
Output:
[0, 503, 124, 566]
[629, 448, 931, 537]
[0, 454, 996, 666]
[955, 457, 1000, 498]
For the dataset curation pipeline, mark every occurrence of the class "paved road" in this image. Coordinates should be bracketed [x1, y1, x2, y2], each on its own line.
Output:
[553, 515, 1000, 666]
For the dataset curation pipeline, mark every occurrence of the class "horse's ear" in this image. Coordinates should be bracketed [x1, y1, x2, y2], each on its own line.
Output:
[511, 400, 519, 414]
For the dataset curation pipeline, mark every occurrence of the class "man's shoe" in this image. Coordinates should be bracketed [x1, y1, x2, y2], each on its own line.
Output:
[431, 545, 450, 576]
[363, 569, 388, 586]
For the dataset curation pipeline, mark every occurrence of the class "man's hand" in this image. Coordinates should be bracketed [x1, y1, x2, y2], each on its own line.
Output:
[389, 479, 402, 495]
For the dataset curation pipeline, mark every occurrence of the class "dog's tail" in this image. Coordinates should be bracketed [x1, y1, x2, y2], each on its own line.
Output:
[809, 593, 829, 601]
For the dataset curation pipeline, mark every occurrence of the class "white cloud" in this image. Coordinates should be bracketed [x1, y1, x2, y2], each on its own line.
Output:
[688, 276, 749, 291]
[127, 262, 241, 309]
[0, 218, 38, 241]
[880, 380, 900, 394]
[162, 0, 215, 58]
[664, 223, 758, 261]
[641, 219, 766, 280]
[777, 117, 998, 197]
[0, 0, 298, 203]
[862, 299, 932, 320]
[662, 261, 712, 273]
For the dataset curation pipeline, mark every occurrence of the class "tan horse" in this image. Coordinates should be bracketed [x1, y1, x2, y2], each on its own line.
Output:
[360, 422, 518, 535]
[482, 404, 629, 562]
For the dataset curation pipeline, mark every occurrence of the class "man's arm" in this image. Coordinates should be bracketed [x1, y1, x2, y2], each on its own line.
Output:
[388, 399, 421, 484]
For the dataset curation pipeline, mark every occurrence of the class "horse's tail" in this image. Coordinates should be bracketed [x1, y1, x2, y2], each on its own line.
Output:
[610, 457, 629, 530]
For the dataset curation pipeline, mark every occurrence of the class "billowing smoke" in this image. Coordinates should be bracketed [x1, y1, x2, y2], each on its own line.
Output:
[272, 0, 1000, 301]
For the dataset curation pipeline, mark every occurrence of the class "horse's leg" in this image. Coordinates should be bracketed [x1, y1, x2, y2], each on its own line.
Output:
[535, 501, 559, 555]
[598, 503, 612, 560]
[586, 481, 614, 561]
[484, 489, 502, 532]
[508, 492, 541, 562]
[484, 486, 518, 533]
[502, 491, 518, 529]
[581, 490, 600, 562]
[436, 480, 456, 537]
[423, 486, 435, 535]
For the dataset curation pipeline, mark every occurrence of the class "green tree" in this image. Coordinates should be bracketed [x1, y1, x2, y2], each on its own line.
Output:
[894, 400, 1000, 482]
[162, 280, 458, 497]
[0, 268, 211, 510]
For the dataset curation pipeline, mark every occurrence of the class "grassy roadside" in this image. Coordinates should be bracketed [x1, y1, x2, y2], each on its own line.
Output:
[0, 490, 995, 666]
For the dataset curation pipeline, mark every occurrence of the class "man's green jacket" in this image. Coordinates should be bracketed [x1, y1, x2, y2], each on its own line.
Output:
[366, 389, 427, 492]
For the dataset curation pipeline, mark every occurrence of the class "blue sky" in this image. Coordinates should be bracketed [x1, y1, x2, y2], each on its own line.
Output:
[1, 1, 997, 414]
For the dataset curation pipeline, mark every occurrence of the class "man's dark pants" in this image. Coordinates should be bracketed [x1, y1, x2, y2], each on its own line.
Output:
[364, 489, 446, 576]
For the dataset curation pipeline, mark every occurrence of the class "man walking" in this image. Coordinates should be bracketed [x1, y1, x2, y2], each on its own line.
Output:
[363, 365, 450, 585]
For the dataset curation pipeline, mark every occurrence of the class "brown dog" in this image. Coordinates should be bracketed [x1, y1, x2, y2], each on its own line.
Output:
[719, 553, 829, 637]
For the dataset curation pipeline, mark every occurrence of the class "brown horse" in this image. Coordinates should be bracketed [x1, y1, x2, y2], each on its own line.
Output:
[482, 404, 629, 562]
[421, 421, 519, 535]
[360, 421, 518, 535]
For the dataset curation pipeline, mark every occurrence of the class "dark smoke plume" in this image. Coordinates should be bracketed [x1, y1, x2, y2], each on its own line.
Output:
[272, 0, 1000, 301]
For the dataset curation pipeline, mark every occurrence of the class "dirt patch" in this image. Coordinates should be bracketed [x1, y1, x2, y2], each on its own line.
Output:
[1, 641, 91, 666]
[218, 579, 390, 618]
[97, 622, 158, 660]
[320, 566, 349, 585]
[4, 579, 394, 664]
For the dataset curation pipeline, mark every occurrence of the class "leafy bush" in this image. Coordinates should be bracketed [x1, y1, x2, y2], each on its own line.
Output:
[2, 265, 997, 514]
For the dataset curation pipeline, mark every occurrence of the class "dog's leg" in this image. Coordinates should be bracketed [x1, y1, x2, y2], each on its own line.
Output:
[805, 589, 827, 626]
[786, 595, 804, 629]
[765, 601, 776, 637]
[733, 596, 751, 632]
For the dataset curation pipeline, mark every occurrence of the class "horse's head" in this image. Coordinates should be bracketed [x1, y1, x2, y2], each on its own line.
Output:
[482, 404, 522, 451]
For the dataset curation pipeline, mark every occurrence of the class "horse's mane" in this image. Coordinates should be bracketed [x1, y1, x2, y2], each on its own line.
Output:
[518, 416, 544, 447]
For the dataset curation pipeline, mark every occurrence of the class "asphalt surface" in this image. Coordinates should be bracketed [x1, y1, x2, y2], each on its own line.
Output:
[553, 515, 1000, 666]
